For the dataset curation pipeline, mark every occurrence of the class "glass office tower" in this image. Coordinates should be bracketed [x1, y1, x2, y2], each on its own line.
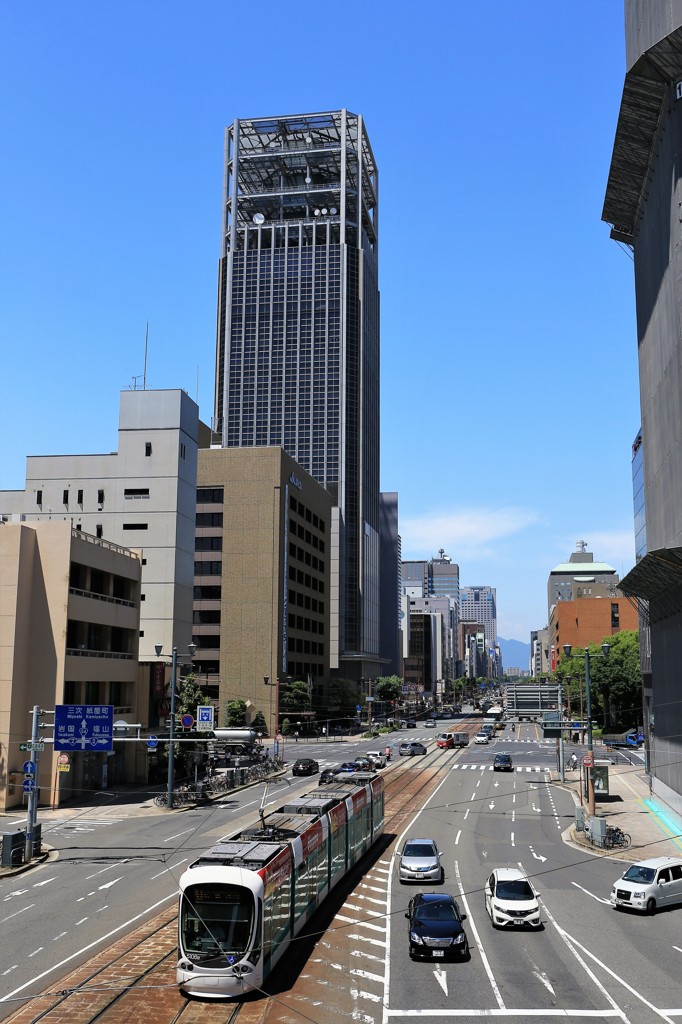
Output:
[214, 110, 380, 677]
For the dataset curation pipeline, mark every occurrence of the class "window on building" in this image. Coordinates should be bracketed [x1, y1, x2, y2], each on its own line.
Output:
[110, 681, 122, 706]
[63, 489, 69, 505]
[197, 487, 224, 503]
[77, 489, 83, 504]
[145, 442, 152, 457]
[122, 523, 148, 530]
[611, 603, 620, 628]
[96, 524, 103, 538]
[180, 443, 186, 459]
[98, 489, 105, 505]
[85, 681, 100, 703]
[75, 523, 82, 531]
[124, 488, 150, 499]
[36, 490, 42, 505]
[196, 512, 223, 528]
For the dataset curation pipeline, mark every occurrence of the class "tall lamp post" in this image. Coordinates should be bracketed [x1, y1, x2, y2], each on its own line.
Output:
[264, 676, 280, 755]
[156, 642, 196, 809]
[562, 642, 610, 816]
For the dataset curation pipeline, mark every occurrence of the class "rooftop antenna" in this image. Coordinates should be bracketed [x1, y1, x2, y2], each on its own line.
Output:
[143, 322, 149, 390]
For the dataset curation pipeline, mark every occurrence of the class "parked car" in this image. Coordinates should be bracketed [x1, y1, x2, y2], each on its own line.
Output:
[484, 868, 541, 928]
[399, 741, 427, 756]
[610, 857, 682, 914]
[318, 767, 342, 785]
[406, 893, 468, 960]
[399, 838, 443, 883]
[365, 750, 387, 768]
[291, 758, 319, 776]
[493, 753, 513, 772]
[424, 719, 436, 728]
[474, 732, 489, 744]
[400, 719, 418, 728]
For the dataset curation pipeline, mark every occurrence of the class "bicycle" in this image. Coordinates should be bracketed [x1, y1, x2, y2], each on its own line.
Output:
[605, 826, 631, 849]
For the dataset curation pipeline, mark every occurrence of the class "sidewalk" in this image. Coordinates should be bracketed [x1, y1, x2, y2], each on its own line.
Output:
[553, 762, 682, 861]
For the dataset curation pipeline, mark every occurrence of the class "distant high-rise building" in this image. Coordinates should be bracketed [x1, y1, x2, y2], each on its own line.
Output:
[402, 551, 459, 672]
[214, 110, 380, 680]
[547, 541, 619, 620]
[379, 493, 401, 677]
[460, 586, 497, 651]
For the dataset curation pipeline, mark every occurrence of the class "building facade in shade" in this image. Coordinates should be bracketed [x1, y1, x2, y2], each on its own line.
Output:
[402, 551, 460, 665]
[603, 1, 682, 822]
[214, 110, 380, 681]
[194, 446, 332, 736]
[0, 521, 141, 811]
[379, 492, 401, 677]
[460, 586, 497, 651]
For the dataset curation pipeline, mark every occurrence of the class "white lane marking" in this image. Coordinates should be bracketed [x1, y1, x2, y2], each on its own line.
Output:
[345, 903, 385, 918]
[352, 969, 384, 983]
[358, 883, 386, 894]
[529, 846, 546, 863]
[28, 948, 43, 958]
[488, 801, 495, 810]
[1, 967, 17, 977]
[75, 917, 89, 926]
[433, 968, 448, 995]
[455, 830, 461, 845]
[96, 906, 108, 912]
[349, 894, 387, 907]
[0, 904, 36, 925]
[150, 859, 188, 880]
[351, 988, 382, 1003]
[98, 878, 122, 890]
[164, 829, 195, 843]
[2, 889, 29, 901]
[85, 862, 124, 880]
[538, 884, 630, 1022]
[334, 915, 385, 933]
[571, 881, 611, 905]
[53, 932, 68, 940]
[530, 960, 556, 995]
[674, 946, 682, 954]
[511, 832, 515, 847]
[560, 927, 674, 1022]
[348, 933, 386, 948]
[32, 877, 56, 887]
[471, 792, 477, 801]
[463, 808, 470, 820]
[350, 950, 385, 965]
[454, 860, 505, 1010]
[512, 810, 516, 823]
[0, 891, 176, 1003]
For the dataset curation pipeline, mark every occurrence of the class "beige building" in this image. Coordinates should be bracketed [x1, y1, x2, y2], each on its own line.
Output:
[192, 447, 332, 735]
[0, 521, 142, 811]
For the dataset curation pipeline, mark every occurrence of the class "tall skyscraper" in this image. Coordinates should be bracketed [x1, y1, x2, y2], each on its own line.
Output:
[214, 111, 380, 678]
[460, 586, 497, 651]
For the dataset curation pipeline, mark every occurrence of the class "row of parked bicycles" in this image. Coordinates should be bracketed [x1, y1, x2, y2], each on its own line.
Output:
[588, 824, 632, 850]
[153, 757, 285, 807]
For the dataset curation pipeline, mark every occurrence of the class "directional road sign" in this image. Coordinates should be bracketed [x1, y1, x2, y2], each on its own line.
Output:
[22, 778, 36, 793]
[146, 735, 158, 750]
[22, 760, 36, 775]
[196, 705, 214, 731]
[19, 743, 28, 752]
[54, 705, 114, 752]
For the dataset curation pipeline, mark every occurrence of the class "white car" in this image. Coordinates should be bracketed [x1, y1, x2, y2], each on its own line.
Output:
[365, 750, 387, 768]
[474, 732, 489, 744]
[484, 868, 541, 928]
[611, 857, 682, 914]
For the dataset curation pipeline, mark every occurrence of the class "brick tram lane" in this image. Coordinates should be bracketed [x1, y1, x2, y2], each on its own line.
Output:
[2, 752, 452, 1024]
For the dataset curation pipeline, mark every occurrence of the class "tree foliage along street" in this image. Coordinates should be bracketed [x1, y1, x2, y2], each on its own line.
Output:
[554, 630, 642, 730]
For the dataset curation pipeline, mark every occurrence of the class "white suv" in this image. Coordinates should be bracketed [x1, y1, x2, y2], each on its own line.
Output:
[484, 868, 541, 928]
[366, 750, 387, 768]
[610, 857, 682, 914]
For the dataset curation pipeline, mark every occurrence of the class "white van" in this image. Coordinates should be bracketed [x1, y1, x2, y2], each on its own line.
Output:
[436, 731, 469, 749]
[610, 857, 682, 914]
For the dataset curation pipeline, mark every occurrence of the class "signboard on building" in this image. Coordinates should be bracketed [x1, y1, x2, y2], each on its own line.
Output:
[54, 705, 114, 752]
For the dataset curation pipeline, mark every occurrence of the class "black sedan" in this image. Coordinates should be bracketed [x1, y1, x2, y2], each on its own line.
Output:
[292, 758, 319, 776]
[406, 893, 469, 960]
[318, 767, 342, 785]
[493, 753, 513, 772]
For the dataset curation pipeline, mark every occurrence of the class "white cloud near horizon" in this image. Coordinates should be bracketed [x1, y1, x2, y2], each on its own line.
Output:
[400, 506, 542, 560]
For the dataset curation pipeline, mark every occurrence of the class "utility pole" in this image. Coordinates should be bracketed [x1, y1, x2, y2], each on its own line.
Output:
[25, 705, 41, 864]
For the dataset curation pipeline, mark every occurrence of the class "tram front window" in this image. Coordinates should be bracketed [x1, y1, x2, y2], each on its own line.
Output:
[181, 884, 254, 961]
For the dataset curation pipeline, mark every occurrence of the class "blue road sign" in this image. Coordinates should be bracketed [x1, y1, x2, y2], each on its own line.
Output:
[54, 705, 114, 752]
[356, 705, 362, 712]
[181, 714, 194, 729]
[23, 760, 36, 775]
[197, 705, 214, 729]
[146, 735, 158, 749]
[23, 778, 36, 792]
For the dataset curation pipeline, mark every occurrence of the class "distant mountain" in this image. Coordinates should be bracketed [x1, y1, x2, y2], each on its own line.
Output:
[498, 636, 530, 673]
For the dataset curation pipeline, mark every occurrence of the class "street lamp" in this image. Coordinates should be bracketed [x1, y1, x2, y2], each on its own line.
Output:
[263, 676, 280, 755]
[562, 642, 610, 816]
[156, 642, 196, 809]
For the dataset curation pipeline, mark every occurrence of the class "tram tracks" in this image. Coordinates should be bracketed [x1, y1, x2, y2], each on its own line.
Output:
[2, 743, 461, 1024]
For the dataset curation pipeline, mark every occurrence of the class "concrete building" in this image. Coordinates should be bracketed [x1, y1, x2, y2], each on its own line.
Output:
[402, 551, 460, 669]
[547, 542, 619, 620]
[460, 586, 497, 650]
[0, 521, 141, 811]
[214, 110, 381, 682]
[602, 1, 682, 822]
[409, 596, 454, 682]
[530, 627, 551, 677]
[0, 390, 201, 662]
[403, 610, 443, 702]
[193, 446, 332, 736]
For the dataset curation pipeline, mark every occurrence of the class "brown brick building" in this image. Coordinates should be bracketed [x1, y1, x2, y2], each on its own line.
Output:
[549, 595, 638, 669]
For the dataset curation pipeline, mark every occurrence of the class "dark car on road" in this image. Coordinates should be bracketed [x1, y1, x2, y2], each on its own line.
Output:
[338, 761, 361, 773]
[318, 767, 342, 785]
[493, 753, 513, 772]
[292, 758, 319, 776]
[406, 893, 469, 960]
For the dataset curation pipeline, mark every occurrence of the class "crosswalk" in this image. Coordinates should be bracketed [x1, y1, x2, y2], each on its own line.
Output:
[451, 764, 549, 773]
[45, 817, 126, 833]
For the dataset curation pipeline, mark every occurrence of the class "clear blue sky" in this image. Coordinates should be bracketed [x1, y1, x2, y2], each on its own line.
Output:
[0, 2, 636, 644]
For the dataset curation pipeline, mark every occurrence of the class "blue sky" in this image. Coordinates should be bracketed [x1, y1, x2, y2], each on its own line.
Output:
[0, 2, 636, 643]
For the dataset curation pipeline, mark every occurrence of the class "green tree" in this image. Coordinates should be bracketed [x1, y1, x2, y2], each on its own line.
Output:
[252, 709, 268, 736]
[224, 698, 248, 727]
[556, 631, 643, 731]
[280, 679, 312, 713]
[170, 674, 210, 777]
[375, 676, 402, 703]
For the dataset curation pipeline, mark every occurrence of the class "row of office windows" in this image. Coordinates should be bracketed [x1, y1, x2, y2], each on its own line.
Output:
[287, 637, 324, 656]
[290, 519, 325, 551]
[289, 589, 324, 614]
[287, 613, 324, 634]
[289, 542, 324, 573]
[288, 565, 324, 592]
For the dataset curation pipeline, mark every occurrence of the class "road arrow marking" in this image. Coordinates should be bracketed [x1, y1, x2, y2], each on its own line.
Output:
[98, 878, 122, 890]
[531, 962, 555, 994]
[433, 968, 448, 995]
[489, 801, 495, 810]
[529, 846, 547, 862]
[493, 780, 499, 788]
[532, 803, 541, 813]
